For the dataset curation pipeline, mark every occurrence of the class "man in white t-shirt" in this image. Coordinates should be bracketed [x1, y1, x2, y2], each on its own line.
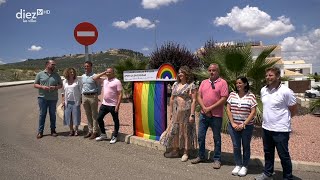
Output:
[93, 67, 123, 144]
[255, 67, 297, 180]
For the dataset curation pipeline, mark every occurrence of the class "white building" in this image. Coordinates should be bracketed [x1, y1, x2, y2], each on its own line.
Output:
[250, 41, 312, 80]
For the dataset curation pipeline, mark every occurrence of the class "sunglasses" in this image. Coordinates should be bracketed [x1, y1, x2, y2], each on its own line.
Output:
[211, 82, 215, 89]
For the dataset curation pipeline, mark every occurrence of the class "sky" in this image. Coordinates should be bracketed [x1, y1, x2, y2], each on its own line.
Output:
[0, 0, 319, 72]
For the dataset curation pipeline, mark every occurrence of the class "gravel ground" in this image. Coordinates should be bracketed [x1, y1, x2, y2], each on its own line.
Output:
[81, 102, 320, 163]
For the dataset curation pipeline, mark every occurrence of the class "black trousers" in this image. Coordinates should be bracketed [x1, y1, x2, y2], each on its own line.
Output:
[97, 104, 119, 137]
[263, 129, 292, 179]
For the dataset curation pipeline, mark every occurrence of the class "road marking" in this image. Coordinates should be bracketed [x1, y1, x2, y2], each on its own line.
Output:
[77, 31, 95, 37]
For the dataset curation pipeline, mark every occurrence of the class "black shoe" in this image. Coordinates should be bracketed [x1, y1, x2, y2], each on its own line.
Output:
[37, 132, 43, 139]
[164, 151, 180, 158]
[84, 132, 91, 138]
[51, 129, 58, 137]
[191, 157, 205, 164]
[89, 132, 98, 140]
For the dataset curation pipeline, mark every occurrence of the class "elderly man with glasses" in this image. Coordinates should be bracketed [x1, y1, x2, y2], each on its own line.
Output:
[191, 63, 229, 170]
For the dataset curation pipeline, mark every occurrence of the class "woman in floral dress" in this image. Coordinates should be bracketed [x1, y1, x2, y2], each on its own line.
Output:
[160, 66, 197, 162]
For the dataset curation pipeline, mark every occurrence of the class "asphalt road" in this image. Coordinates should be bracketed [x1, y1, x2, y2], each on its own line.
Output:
[0, 84, 319, 180]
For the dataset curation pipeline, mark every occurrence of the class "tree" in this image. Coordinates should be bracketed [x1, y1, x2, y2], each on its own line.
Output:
[308, 72, 320, 82]
[310, 98, 320, 115]
[114, 57, 148, 100]
[195, 40, 278, 132]
[149, 41, 202, 72]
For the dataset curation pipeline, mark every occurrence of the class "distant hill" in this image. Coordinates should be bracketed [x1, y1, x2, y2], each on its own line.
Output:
[0, 49, 149, 82]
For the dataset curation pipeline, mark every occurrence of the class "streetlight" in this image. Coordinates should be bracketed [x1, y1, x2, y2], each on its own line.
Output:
[153, 20, 159, 50]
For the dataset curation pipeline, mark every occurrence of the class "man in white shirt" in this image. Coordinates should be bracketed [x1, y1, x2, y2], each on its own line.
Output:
[255, 67, 297, 180]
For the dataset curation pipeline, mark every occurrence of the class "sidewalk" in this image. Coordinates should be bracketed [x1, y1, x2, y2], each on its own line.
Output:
[56, 103, 320, 173]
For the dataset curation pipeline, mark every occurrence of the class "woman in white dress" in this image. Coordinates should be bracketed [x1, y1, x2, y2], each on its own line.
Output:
[61, 68, 82, 136]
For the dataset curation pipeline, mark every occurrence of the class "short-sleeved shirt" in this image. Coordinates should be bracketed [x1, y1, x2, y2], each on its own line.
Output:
[198, 78, 229, 117]
[102, 78, 122, 106]
[34, 70, 62, 100]
[62, 78, 82, 106]
[227, 92, 257, 125]
[81, 72, 98, 94]
[261, 84, 296, 132]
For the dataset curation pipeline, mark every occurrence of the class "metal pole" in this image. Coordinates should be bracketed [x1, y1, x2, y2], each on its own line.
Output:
[154, 24, 157, 49]
[85, 45, 89, 62]
[154, 20, 157, 49]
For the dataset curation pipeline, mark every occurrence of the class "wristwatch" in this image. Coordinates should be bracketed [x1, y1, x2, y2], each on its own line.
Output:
[190, 114, 195, 118]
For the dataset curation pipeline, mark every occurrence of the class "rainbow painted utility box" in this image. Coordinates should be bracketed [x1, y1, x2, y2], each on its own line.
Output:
[123, 64, 177, 140]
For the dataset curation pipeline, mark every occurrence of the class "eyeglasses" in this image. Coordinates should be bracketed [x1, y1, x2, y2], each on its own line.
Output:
[211, 82, 215, 89]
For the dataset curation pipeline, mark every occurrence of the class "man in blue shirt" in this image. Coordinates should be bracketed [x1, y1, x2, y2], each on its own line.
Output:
[82, 61, 100, 139]
[34, 60, 62, 139]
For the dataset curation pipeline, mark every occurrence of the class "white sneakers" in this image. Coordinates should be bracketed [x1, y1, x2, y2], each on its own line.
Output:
[95, 134, 117, 144]
[238, 166, 248, 177]
[95, 134, 107, 141]
[232, 166, 248, 176]
[181, 154, 188, 162]
[232, 166, 241, 175]
[110, 136, 117, 144]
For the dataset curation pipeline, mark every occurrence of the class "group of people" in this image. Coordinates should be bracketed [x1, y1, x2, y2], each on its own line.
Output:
[34, 60, 123, 144]
[34, 60, 297, 179]
[160, 63, 297, 180]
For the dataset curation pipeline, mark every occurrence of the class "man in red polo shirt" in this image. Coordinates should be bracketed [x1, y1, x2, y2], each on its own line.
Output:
[191, 63, 229, 169]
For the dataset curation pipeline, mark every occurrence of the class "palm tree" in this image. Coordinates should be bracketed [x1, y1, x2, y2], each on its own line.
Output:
[194, 40, 278, 132]
[114, 57, 148, 100]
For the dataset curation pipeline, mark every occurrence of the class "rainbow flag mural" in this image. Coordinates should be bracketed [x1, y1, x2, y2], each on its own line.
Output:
[156, 63, 177, 80]
[133, 81, 167, 140]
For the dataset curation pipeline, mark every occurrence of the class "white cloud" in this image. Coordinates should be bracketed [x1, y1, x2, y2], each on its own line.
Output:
[0, 58, 5, 64]
[0, 0, 6, 6]
[214, 5, 295, 37]
[280, 28, 320, 73]
[142, 47, 150, 51]
[112, 17, 156, 29]
[141, 0, 180, 9]
[28, 45, 42, 51]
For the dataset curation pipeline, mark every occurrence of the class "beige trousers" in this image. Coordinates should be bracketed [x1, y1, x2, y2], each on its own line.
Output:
[82, 94, 99, 133]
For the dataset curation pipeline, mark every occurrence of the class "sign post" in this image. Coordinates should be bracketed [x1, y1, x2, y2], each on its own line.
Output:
[74, 22, 98, 61]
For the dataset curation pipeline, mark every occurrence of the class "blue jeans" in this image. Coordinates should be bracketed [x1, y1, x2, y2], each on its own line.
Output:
[263, 129, 293, 180]
[38, 97, 58, 133]
[227, 123, 253, 167]
[198, 113, 222, 161]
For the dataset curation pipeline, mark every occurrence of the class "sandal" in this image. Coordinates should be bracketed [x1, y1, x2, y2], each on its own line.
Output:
[69, 130, 75, 136]
[164, 151, 180, 158]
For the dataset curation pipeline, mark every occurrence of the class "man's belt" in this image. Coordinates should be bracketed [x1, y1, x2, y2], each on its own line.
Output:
[83, 92, 97, 95]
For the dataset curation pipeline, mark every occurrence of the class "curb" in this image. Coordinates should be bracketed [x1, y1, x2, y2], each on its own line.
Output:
[56, 105, 320, 173]
[0, 80, 34, 87]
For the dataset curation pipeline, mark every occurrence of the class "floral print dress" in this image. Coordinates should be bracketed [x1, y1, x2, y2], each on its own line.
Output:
[160, 82, 197, 153]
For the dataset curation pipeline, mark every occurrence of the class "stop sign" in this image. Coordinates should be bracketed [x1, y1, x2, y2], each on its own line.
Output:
[74, 22, 98, 46]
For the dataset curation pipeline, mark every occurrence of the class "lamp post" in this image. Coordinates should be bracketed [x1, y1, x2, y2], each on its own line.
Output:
[153, 20, 159, 50]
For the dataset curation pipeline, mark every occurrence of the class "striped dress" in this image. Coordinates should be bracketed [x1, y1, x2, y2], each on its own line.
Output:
[227, 92, 257, 125]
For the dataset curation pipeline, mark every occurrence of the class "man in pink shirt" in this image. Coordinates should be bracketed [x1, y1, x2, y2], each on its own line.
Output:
[93, 67, 123, 144]
[191, 63, 229, 169]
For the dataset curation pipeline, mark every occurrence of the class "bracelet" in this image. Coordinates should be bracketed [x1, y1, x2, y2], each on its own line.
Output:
[190, 114, 195, 118]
